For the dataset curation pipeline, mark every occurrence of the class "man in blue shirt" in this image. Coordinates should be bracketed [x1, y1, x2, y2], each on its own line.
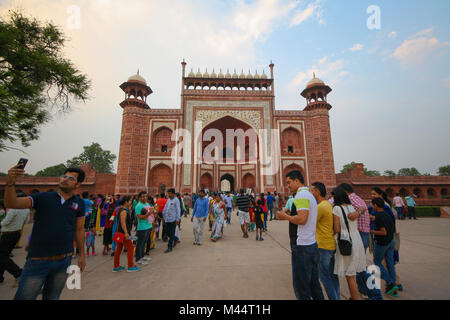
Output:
[5, 164, 86, 300]
[191, 190, 210, 245]
[223, 192, 234, 225]
[405, 194, 417, 220]
[266, 192, 275, 221]
[162, 188, 181, 253]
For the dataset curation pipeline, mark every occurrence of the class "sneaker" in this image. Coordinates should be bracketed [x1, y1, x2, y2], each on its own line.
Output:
[112, 266, 125, 272]
[193, 241, 198, 245]
[127, 266, 141, 272]
[256, 235, 259, 241]
[164, 249, 172, 253]
[92, 252, 97, 256]
[259, 237, 264, 241]
[143, 257, 152, 261]
[385, 284, 399, 296]
[137, 260, 149, 265]
[391, 290, 399, 298]
[397, 284, 403, 291]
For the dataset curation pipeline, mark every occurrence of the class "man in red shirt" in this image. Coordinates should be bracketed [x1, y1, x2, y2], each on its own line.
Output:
[155, 193, 167, 241]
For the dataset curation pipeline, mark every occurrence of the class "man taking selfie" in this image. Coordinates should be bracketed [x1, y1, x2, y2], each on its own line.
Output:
[4, 163, 86, 300]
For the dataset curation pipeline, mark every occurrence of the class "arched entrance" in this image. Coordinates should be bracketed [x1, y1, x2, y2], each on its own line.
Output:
[149, 164, 172, 194]
[220, 174, 235, 192]
[200, 173, 213, 191]
[243, 173, 256, 191]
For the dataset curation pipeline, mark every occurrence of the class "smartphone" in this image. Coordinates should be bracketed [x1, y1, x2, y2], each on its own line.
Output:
[17, 158, 28, 170]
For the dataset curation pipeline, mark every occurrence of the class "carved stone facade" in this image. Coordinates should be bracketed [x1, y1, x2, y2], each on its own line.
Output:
[114, 62, 337, 195]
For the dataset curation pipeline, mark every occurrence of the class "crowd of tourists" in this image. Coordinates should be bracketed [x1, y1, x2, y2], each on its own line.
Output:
[1, 163, 419, 300]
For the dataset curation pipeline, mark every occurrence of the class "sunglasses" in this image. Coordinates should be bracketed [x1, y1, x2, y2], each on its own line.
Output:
[60, 175, 76, 182]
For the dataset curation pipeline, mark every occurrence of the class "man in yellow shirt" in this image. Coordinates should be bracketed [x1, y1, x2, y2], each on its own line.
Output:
[311, 182, 340, 300]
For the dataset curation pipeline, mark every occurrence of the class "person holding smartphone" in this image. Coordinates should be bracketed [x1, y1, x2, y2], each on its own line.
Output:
[5, 162, 87, 300]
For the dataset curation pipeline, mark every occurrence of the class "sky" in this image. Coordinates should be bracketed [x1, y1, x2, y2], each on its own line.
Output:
[0, 0, 449, 175]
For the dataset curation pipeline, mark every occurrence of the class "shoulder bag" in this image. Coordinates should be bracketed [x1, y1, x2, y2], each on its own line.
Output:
[337, 205, 352, 256]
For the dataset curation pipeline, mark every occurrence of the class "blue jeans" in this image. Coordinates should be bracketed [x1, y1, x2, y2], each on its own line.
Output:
[318, 248, 340, 300]
[374, 240, 396, 286]
[226, 207, 232, 224]
[291, 243, 324, 300]
[14, 256, 72, 300]
[268, 205, 274, 220]
[136, 228, 151, 261]
[395, 207, 404, 220]
[356, 231, 383, 300]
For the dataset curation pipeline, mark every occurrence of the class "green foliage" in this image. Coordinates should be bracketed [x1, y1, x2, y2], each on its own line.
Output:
[340, 162, 358, 173]
[364, 169, 380, 176]
[398, 168, 421, 176]
[414, 206, 441, 217]
[35, 163, 67, 177]
[0, 172, 7, 176]
[384, 170, 396, 176]
[66, 142, 116, 173]
[438, 165, 450, 176]
[0, 10, 91, 151]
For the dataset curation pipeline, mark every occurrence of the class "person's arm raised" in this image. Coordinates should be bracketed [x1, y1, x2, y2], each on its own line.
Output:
[4, 165, 32, 209]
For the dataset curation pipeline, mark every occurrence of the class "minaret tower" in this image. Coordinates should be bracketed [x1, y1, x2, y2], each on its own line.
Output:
[300, 73, 332, 111]
[115, 71, 153, 195]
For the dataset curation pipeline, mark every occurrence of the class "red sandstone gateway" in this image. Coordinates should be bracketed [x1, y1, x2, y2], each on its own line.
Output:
[115, 61, 336, 195]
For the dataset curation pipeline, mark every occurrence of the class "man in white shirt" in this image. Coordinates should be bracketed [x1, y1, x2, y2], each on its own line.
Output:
[0, 195, 30, 285]
[392, 193, 405, 220]
[277, 170, 324, 300]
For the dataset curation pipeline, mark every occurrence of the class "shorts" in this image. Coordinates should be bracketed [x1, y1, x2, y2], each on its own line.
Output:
[238, 210, 250, 225]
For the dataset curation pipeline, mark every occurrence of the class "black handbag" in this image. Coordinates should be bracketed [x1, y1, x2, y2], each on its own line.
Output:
[337, 205, 352, 256]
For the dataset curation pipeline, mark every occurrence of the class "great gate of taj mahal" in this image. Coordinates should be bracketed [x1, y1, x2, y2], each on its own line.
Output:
[114, 61, 336, 195]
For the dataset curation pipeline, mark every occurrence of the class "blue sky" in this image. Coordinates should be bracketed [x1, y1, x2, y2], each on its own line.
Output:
[0, 0, 449, 176]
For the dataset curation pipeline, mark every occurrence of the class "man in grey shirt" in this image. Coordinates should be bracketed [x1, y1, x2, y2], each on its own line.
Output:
[162, 188, 181, 253]
[0, 198, 30, 285]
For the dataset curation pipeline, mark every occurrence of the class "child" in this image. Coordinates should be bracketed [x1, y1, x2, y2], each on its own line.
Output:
[249, 204, 255, 232]
[254, 200, 265, 241]
[86, 226, 97, 256]
[102, 207, 115, 255]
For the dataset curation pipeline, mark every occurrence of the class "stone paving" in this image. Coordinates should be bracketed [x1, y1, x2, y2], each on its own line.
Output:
[0, 211, 449, 300]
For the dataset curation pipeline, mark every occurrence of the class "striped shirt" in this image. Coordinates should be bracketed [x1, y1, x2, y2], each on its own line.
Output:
[329, 193, 370, 233]
[236, 195, 250, 212]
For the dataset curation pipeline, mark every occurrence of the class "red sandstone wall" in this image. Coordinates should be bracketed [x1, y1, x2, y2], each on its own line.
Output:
[115, 107, 150, 195]
[305, 113, 336, 188]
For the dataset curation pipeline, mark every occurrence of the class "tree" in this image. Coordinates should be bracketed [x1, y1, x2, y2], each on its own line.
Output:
[66, 142, 116, 173]
[340, 162, 358, 173]
[35, 163, 67, 177]
[364, 169, 381, 176]
[438, 165, 450, 176]
[0, 11, 91, 151]
[384, 170, 396, 176]
[398, 168, 421, 176]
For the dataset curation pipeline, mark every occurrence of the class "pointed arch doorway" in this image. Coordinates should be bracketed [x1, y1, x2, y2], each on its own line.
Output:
[220, 174, 235, 192]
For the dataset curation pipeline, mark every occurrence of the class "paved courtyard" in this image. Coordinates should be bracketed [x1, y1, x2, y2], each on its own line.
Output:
[1, 211, 449, 300]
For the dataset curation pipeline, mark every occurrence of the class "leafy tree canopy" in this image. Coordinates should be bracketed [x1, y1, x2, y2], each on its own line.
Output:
[0, 10, 90, 151]
[35, 163, 67, 177]
[66, 142, 116, 173]
[438, 165, 450, 176]
[398, 168, 421, 176]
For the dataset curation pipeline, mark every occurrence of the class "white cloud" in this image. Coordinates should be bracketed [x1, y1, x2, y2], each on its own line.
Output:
[388, 31, 397, 38]
[288, 56, 348, 91]
[392, 27, 448, 65]
[349, 43, 364, 52]
[289, 0, 323, 27]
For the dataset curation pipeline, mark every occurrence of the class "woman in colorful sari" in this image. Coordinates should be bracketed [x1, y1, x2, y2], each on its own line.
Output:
[210, 194, 227, 242]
